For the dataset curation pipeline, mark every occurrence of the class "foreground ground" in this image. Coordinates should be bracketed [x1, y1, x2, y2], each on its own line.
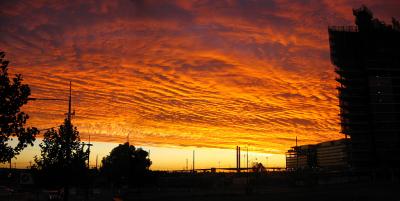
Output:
[2, 182, 399, 201]
[1, 171, 399, 201]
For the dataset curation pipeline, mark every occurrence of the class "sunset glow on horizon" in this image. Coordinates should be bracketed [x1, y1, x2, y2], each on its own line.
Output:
[1, 0, 399, 169]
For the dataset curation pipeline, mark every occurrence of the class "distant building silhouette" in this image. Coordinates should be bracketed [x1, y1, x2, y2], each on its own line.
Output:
[328, 6, 400, 169]
[286, 139, 350, 170]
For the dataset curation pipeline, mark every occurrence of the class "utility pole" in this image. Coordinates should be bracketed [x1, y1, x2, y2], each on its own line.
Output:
[192, 150, 195, 173]
[246, 147, 249, 187]
[247, 146, 249, 173]
[65, 81, 72, 201]
[26, 84, 71, 200]
[238, 146, 241, 172]
[296, 136, 299, 170]
[88, 135, 91, 168]
[236, 146, 241, 173]
[68, 81, 72, 123]
[243, 152, 245, 170]
[95, 155, 98, 170]
[236, 146, 238, 171]
[82, 134, 93, 169]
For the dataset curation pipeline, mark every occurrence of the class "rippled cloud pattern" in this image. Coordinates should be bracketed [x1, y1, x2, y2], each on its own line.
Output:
[1, 0, 399, 154]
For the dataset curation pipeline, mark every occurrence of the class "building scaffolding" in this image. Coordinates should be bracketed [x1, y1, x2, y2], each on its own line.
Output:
[328, 6, 400, 169]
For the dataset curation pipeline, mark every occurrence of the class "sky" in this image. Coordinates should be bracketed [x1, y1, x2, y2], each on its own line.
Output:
[1, 0, 399, 169]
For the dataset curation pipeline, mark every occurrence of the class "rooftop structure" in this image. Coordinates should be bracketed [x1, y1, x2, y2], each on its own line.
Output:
[286, 139, 350, 171]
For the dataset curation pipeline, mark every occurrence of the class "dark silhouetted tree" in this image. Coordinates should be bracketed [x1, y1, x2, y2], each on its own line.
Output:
[252, 162, 266, 173]
[0, 51, 39, 163]
[101, 143, 151, 185]
[34, 118, 88, 187]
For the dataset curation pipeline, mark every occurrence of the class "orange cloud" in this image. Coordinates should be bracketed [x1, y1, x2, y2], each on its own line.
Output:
[1, 0, 399, 156]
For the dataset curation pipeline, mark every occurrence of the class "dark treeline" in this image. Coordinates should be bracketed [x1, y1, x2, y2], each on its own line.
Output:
[0, 51, 154, 200]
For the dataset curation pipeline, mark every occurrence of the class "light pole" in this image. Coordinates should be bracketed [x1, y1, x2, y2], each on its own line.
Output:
[82, 134, 93, 168]
[192, 150, 195, 173]
[28, 82, 74, 201]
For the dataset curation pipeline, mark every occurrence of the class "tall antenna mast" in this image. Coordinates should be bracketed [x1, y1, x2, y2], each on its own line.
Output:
[64, 81, 74, 200]
[127, 133, 130, 145]
[68, 81, 72, 123]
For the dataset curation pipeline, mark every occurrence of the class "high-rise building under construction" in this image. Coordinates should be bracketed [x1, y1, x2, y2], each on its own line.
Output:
[328, 6, 400, 169]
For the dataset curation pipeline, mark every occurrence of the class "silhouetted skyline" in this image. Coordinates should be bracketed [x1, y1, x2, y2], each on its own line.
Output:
[1, 1, 400, 169]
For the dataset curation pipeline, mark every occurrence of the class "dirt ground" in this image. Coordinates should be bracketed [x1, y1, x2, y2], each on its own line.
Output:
[114, 182, 400, 201]
[1, 171, 399, 201]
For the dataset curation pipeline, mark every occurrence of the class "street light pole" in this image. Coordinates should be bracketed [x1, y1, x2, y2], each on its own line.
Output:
[82, 134, 93, 168]
[192, 150, 195, 173]
[27, 82, 74, 201]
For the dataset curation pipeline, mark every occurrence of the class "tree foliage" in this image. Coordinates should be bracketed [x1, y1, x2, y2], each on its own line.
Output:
[0, 51, 38, 163]
[34, 118, 88, 185]
[252, 162, 266, 173]
[101, 143, 151, 184]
